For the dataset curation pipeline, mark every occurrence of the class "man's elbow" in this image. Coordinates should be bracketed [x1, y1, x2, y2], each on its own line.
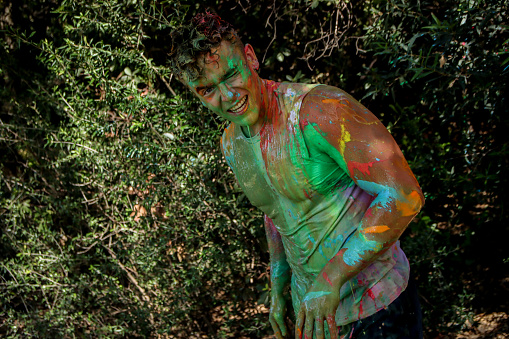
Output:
[396, 188, 425, 218]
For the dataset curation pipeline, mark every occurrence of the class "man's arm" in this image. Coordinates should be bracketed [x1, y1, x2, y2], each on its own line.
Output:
[295, 86, 424, 339]
[264, 215, 291, 339]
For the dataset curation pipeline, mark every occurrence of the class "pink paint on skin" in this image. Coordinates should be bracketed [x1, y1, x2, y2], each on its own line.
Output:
[322, 272, 333, 287]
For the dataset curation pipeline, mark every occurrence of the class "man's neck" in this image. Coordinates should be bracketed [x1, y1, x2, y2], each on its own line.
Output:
[243, 78, 277, 137]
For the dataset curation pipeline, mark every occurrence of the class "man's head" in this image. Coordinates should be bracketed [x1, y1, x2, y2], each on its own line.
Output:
[169, 12, 265, 134]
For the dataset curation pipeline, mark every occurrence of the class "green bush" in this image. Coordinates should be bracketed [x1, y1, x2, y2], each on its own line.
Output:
[1, 0, 507, 337]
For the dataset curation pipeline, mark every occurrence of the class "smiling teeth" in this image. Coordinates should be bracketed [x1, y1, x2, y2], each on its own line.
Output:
[229, 96, 248, 113]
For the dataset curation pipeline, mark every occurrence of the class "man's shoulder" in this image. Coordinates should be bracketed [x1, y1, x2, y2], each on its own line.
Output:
[299, 85, 366, 122]
[301, 85, 352, 109]
[220, 123, 236, 151]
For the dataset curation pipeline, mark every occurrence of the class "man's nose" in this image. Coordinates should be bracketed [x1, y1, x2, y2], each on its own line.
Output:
[218, 83, 237, 101]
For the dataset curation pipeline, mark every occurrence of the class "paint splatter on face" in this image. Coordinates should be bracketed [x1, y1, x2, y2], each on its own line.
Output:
[185, 40, 265, 135]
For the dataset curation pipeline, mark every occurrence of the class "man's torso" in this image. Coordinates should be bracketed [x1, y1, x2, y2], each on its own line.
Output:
[221, 81, 410, 325]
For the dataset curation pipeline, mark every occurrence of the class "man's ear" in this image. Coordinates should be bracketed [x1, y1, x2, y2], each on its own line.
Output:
[244, 44, 259, 71]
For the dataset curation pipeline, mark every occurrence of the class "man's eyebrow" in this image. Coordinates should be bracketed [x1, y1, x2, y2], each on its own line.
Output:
[222, 68, 237, 80]
[195, 68, 237, 92]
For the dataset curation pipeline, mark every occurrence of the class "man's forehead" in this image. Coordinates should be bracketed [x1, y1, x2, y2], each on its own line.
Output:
[190, 43, 244, 86]
[198, 41, 242, 67]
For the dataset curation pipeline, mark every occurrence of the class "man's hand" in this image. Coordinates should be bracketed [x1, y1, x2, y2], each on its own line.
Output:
[295, 281, 340, 339]
[269, 289, 288, 339]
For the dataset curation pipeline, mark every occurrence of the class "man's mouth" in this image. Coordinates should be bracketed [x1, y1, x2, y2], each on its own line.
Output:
[228, 95, 248, 115]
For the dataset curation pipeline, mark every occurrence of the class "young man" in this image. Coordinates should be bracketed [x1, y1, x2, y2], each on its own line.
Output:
[169, 12, 424, 339]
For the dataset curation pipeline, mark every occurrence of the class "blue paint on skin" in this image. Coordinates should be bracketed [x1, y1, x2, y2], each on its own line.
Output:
[323, 235, 340, 249]
[318, 244, 326, 258]
[303, 291, 332, 302]
[356, 180, 397, 210]
[288, 208, 298, 220]
[343, 234, 382, 266]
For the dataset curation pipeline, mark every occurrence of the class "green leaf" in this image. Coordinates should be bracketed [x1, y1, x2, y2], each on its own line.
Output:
[431, 13, 441, 26]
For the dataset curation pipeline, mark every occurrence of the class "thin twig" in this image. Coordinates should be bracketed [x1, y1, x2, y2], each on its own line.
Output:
[50, 141, 99, 153]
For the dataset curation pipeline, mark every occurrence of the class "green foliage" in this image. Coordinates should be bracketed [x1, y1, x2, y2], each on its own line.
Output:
[362, 0, 509, 334]
[1, 0, 507, 337]
[1, 0, 268, 337]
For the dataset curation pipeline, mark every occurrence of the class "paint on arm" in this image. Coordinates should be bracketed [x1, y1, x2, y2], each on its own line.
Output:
[298, 85, 424, 288]
[264, 215, 291, 293]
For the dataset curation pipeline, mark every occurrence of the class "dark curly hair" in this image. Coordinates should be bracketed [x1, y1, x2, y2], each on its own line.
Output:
[169, 12, 239, 82]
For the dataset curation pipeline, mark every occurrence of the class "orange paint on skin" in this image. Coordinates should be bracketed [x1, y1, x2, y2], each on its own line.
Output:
[396, 190, 422, 216]
[362, 225, 390, 234]
[322, 98, 341, 104]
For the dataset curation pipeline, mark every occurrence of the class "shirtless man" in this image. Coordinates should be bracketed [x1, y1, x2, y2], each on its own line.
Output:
[169, 12, 424, 339]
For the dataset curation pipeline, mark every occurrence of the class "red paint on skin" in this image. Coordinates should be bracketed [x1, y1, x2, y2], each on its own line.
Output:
[322, 272, 333, 287]
[367, 288, 378, 309]
[303, 189, 312, 199]
[347, 160, 379, 176]
[365, 208, 373, 219]
[332, 248, 347, 260]
[300, 117, 309, 129]
[259, 83, 281, 170]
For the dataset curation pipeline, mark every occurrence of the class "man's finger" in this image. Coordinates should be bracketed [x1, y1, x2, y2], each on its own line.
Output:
[327, 314, 338, 339]
[270, 315, 283, 339]
[315, 316, 325, 339]
[296, 309, 305, 339]
[304, 314, 314, 339]
[274, 313, 288, 337]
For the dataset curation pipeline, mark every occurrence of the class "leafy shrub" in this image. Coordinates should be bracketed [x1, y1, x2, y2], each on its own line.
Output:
[1, 0, 507, 337]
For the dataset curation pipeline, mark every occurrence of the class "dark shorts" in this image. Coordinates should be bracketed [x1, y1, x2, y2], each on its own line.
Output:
[338, 279, 423, 339]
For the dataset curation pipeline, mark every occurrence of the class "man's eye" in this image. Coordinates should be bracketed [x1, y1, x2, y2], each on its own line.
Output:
[202, 87, 213, 95]
[228, 71, 240, 79]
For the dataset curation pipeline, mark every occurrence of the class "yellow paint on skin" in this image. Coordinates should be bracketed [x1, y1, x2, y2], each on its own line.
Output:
[362, 225, 390, 234]
[396, 190, 422, 216]
[339, 123, 351, 156]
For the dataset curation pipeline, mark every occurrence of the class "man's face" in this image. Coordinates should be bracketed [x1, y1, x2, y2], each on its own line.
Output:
[185, 40, 264, 133]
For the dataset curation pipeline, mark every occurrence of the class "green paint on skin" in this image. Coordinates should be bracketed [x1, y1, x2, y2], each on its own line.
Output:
[303, 291, 332, 302]
[301, 123, 353, 195]
[272, 260, 290, 278]
[221, 82, 411, 326]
